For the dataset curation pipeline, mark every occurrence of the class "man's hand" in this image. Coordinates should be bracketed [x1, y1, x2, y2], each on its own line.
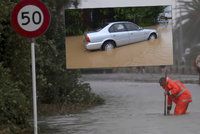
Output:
[167, 110, 170, 115]
[164, 91, 170, 95]
[167, 105, 172, 115]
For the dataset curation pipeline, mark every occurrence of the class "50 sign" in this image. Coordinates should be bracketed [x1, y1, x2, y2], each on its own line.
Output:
[21, 11, 42, 25]
[11, 1, 51, 134]
[18, 5, 43, 32]
[11, 0, 50, 38]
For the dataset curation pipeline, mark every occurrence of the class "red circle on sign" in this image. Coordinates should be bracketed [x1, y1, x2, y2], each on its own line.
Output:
[11, 0, 51, 38]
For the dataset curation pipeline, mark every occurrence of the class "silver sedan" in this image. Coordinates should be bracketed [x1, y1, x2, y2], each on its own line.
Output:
[84, 21, 158, 51]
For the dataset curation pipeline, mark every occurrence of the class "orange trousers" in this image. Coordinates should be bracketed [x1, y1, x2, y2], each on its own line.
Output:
[174, 101, 189, 115]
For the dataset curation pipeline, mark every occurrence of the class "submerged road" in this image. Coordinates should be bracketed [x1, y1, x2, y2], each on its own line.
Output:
[66, 24, 173, 69]
[39, 81, 200, 134]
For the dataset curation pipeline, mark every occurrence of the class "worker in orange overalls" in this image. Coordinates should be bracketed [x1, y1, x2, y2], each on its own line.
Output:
[159, 77, 192, 115]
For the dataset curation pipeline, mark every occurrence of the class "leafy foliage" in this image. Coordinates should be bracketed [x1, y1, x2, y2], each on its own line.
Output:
[0, 0, 32, 98]
[0, 0, 32, 132]
[0, 64, 29, 133]
[0, 0, 104, 132]
[65, 9, 85, 36]
[36, 0, 104, 107]
[113, 6, 163, 26]
[65, 6, 164, 35]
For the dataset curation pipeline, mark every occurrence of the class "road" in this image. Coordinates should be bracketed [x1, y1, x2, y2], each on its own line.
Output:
[39, 81, 200, 134]
[66, 24, 173, 69]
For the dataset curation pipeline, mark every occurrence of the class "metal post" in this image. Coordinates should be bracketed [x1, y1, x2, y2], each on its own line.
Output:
[178, 0, 184, 72]
[199, 71, 200, 85]
[164, 93, 167, 115]
[31, 39, 38, 134]
[164, 67, 168, 116]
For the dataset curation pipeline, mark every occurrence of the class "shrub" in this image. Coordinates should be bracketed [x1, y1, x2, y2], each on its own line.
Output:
[0, 64, 29, 132]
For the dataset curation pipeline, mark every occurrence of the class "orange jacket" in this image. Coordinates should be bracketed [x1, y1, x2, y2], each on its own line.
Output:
[163, 77, 192, 106]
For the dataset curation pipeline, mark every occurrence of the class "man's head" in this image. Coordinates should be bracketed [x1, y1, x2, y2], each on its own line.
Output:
[159, 77, 167, 87]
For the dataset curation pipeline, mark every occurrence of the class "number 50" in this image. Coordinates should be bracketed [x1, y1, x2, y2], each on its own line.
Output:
[21, 11, 42, 25]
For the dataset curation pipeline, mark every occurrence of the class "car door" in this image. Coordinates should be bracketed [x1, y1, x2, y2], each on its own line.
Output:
[125, 23, 147, 43]
[108, 23, 130, 46]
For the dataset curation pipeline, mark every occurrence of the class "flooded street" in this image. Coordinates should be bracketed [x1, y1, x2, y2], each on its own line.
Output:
[39, 81, 200, 134]
[66, 24, 173, 69]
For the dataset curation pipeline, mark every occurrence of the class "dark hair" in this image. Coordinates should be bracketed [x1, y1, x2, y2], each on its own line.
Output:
[159, 77, 166, 86]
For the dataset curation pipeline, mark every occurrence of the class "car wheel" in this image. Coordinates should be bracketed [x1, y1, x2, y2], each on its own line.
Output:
[193, 54, 200, 73]
[103, 41, 115, 51]
[196, 54, 200, 69]
[148, 34, 157, 40]
[189, 52, 200, 68]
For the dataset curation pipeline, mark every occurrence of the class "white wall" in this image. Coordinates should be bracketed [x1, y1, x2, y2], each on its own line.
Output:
[78, 0, 173, 9]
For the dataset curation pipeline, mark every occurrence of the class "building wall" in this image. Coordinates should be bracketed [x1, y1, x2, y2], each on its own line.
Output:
[78, 0, 173, 9]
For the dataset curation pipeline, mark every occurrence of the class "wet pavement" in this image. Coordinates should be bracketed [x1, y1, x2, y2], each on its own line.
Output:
[66, 24, 173, 69]
[81, 73, 200, 84]
[39, 81, 200, 134]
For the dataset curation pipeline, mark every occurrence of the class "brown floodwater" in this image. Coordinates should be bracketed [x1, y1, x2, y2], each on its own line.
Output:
[66, 24, 173, 69]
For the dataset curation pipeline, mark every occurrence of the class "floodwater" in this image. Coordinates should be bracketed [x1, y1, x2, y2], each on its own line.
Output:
[39, 81, 200, 134]
[66, 23, 173, 69]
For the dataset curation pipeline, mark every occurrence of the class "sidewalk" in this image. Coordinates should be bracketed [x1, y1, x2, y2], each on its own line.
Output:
[82, 73, 199, 84]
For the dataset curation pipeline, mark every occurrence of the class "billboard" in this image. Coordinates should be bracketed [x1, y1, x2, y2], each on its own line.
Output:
[65, 0, 173, 69]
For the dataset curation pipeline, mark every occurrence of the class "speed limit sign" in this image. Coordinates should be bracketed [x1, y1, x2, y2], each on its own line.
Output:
[11, 0, 51, 38]
[11, 1, 51, 134]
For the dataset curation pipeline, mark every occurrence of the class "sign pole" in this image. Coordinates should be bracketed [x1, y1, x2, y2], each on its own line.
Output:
[11, 1, 50, 132]
[164, 66, 167, 116]
[31, 38, 38, 134]
[164, 93, 167, 115]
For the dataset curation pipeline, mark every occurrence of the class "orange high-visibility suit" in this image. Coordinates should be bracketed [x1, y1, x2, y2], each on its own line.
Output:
[164, 77, 192, 115]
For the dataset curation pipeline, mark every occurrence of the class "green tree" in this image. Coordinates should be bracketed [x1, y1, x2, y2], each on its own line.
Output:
[0, 0, 104, 132]
[0, 0, 31, 97]
[114, 6, 164, 26]
[0, 1, 32, 133]
[0, 64, 30, 133]
[65, 9, 84, 36]
[65, 6, 164, 36]
[36, 0, 104, 109]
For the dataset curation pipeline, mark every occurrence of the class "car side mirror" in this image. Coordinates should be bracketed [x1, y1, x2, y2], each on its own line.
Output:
[139, 27, 143, 30]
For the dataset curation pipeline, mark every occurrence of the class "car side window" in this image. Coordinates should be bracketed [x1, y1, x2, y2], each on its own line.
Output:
[109, 24, 126, 33]
[125, 23, 139, 31]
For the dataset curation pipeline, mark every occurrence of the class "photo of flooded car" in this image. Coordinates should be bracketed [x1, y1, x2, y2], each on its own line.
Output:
[84, 21, 158, 51]
[65, 5, 173, 69]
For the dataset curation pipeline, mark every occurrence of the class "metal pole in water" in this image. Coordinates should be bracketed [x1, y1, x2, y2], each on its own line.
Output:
[164, 66, 168, 116]
[31, 39, 38, 134]
[164, 93, 167, 115]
